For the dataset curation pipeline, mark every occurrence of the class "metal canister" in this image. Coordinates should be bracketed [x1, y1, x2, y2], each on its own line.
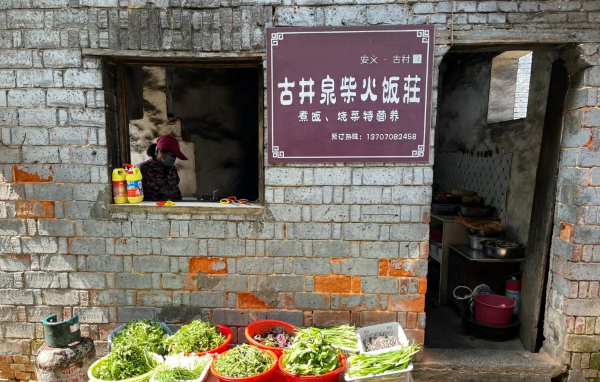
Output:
[35, 315, 96, 382]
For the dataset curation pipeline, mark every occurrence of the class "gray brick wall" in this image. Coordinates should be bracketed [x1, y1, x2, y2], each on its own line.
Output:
[0, 0, 598, 378]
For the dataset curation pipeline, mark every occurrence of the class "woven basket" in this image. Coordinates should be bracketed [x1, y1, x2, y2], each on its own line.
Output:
[88, 353, 164, 382]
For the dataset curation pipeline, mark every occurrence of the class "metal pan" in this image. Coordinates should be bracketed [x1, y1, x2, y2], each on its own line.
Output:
[481, 240, 525, 259]
[459, 205, 494, 218]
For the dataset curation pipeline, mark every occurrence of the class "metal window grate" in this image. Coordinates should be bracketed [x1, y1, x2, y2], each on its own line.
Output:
[434, 151, 512, 220]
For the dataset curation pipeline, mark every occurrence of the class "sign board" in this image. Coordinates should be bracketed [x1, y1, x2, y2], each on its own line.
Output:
[267, 25, 434, 163]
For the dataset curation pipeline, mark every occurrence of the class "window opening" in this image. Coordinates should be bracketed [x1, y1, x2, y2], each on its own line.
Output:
[122, 64, 261, 203]
[487, 51, 532, 123]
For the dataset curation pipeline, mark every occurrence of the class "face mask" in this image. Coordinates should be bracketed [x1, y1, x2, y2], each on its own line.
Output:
[161, 156, 176, 167]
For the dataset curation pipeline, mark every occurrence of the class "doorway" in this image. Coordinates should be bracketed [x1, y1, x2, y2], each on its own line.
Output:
[424, 47, 569, 352]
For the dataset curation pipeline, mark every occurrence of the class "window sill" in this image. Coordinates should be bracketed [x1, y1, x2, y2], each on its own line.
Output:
[110, 201, 264, 215]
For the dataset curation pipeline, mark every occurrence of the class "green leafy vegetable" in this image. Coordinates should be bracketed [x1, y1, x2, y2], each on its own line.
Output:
[347, 344, 421, 377]
[92, 343, 159, 381]
[153, 354, 212, 382]
[213, 345, 274, 378]
[282, 328, 340, 376]
[113, 320, 169, 355]
[165, 320, 225, 354]
[153, 367, 198, 382]
[313, 325, 358, 350]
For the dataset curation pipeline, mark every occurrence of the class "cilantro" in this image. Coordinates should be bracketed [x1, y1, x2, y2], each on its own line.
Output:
[213, 345, 274, 378]
[165, 320, 225, 354]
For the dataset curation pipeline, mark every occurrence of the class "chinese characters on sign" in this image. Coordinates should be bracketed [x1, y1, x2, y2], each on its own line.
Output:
[267, 26, 434, 162]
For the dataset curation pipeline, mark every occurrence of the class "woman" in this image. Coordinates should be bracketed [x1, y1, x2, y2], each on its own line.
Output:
[136, 135, 187, 201]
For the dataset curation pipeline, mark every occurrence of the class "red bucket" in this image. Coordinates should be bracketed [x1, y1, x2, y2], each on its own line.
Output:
[246, 320, 297, 357]
[278, 354, 346, 382]
[211, 349, 278, 382]
[475, 294, 515, 326]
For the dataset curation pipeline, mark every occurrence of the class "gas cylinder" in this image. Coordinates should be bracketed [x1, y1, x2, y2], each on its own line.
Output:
[505, 277, 521, 314]
[124, 164, 144, 204]
[112, 167, 128, 204]
[35, 315, 95, 382]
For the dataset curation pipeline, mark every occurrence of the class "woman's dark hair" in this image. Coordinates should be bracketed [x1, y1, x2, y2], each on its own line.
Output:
[147, 143, 158, 158]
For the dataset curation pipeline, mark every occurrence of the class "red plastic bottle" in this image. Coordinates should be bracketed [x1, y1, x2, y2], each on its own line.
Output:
[505, 277, 521, 314]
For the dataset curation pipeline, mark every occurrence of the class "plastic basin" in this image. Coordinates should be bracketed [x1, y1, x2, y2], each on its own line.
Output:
[173, 324, 232, 356]
[88, 353, 163, 382]
[278, 353, 346, 382]
[245, 320, 296, 356]
[210, 349, 278, 382]
[475, 294, 515, 327]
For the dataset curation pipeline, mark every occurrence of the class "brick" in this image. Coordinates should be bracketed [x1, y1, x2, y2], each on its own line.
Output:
[237, 257, 273, 274]
[268, 275, 303, 291]
[69, 109, 105, 127]
[412, 3, 434, 13]
[26, 306, 62, 323]
[190, 291, 227, 307]
[238, 292, 276, 309]
[564, 334, 600, 352]
[90, 290, 126, 306]
[5, 323, 35, 338]
[11, 127, 49, 146]
[324, 6, 367, 26]
[73, 307, 109, 323]
[566, 88, 598, 110]
[238, 222, 275, 239]
[344, 187, 382, 204]
[313, 311, 350, 326]
[0, 185, 25, 201]
[7, 89, 45, 107]
[569, 262, 600, 280]
[0, 289, 34, 305]
[266, 240, 303, 257]
[138, 291, 172, 307]
[189, 221, 235, 238]
[23, 31, 61, 49]
[7, 11, 44, 29]
[38, 219, 74, 236]
[116, 273, 152, 289]
[84, 221, 122, 237]
[87, 256, 123, 272]
[63, 69, 103, 88]
[118, 307, 159, 321]
[264, 167, 303, 185]
[365, 5, 408, 24]
[340, 294, 377, 310]
[47, 90, 86, 107]
[390, 259, 427, 277]
[294, 293, 330, 309]
[18, 108, 56, 126]
[314, 275, 351, 293]
[267, 205, 302, 222]
[361, 205, 401, 223]
[312, 205, 350, 222]
[42, 290, 77, 305]
[361, 242, 399, 259]
[16, 70, 54, 87]
[362, 276, 399, 293]
[390, 294, 425, 312]
[24, 272, 62, 288]
[43, 50, 82, 68]
[189, 257, 227, 275]
[21, 237, 58, 254]
[224, 275, 247, 291]
[342, 223, 380, 240]
[0, 254, 29, 271]
[360, 311, 397, 326]
[133, 255, 169, 273]
[132, 220, 170, 238]
[208, 239, 246, 257]
[161, 238, 200, 256]
[294, 258, 331, 275]
[114, 238, 152, 254]
[267, 310, 303, 326]
[285, 187, 323, 203]
[212, 308, 249, 325]
[313, 168, 352, 185]
[390, 224, 428, 241]
[295, 223, 332, 239]
[0, 71, 16, 87]
[69, 272, 105, 289]
[341, 259, 379, 276]
[53, 165, 90, 182]
[391, 186, 431, 204]
[313, 240, 351, 258]
[0, 51, 32, 69]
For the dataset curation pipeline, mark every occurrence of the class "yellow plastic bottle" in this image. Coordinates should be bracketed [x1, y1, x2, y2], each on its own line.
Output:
[124, 164, 144, 204]
[111, 168, 128, 204]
